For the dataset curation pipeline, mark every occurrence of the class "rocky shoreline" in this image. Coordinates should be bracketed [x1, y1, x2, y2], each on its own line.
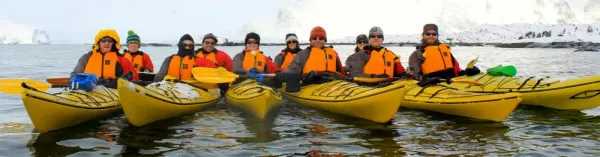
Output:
[496, 42, 600, 51]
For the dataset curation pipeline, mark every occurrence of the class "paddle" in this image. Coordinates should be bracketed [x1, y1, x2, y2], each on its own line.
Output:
[352, 77, 483, 86]
[0, 79, 68, 95]
[191, 67, 274, 84]
[47, 78, 69, 85]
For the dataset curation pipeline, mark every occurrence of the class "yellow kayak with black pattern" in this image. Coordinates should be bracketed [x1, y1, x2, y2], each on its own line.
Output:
[446, 74, 600, 110]
[117, 78, 221, 127]
[20, 83, 121, 133]
[225, 79, 282, 119]
[281, 80, 409, 123]
[403, 81, 522, 121]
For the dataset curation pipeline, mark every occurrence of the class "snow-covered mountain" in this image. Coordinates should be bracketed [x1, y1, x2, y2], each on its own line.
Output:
[0, 18, 50, 44]
[235, 0, 598, 43]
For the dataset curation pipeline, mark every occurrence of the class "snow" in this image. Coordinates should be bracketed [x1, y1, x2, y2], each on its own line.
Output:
[230, 0, 599, 44]
[0, 17, 50, 44]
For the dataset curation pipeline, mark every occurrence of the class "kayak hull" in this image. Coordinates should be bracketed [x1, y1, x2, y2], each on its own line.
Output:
[118, 79, 220, 127]
[225, 79, 282, 119]
[21, 85, 121, 133]
[449, 74, 600, 110]
[403, 82, 522, 121]
[281, 80, 409, 123]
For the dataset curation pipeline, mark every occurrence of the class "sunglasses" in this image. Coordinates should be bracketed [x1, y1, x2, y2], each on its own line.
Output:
[310, 37, 326, 41]
[203, 41, 215, 45]
[287, 40, 298, 44]
[247, 41, 258, 44]
[182, 43, 194, 48]
[100, 38, 114, 43]
[357, 41, 368, 44]
[369, 35, 383, 39]
[425, 32, 438, 36]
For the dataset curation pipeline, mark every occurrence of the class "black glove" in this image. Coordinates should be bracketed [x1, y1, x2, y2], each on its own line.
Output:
[464, 66, 481, 76]
[122, 71, 134, 81]
[218, 83, 230, 95]
[263, 72, 284, 88]
[100, 79, 118, 89]
[417, 77, 450, 87]
[306, 71, 322, 81]
[373, 74, 390, 78]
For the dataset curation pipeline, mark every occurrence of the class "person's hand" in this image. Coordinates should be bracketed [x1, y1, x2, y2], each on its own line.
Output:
[465, 66, 481, 76]
[373, 74, 390, 78]
[417, 77, 450, 87]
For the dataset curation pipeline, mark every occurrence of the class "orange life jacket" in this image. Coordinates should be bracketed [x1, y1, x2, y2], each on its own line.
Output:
[123, 52, 144, 72]
[363, 48, 396, 78]
[421, 44, 454, 75]
[280, 51, 295, 71]
[196, 51, 218, 64]
[84, 51, 119, 79]
[302, 47, 338, 75]
[167, 55, 196, 80]
[242, 50, 267, 72]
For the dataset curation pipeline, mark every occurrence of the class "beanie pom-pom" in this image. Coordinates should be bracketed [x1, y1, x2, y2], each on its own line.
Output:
[128, 30, 135, 35]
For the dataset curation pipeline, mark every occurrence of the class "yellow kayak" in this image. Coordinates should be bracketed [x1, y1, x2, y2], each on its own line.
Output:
[448, 74, 600, 110]
[225, 79, 282, 119]
[21, 83, 121, 133]
[117, 78, 221, 127]
[281, 80, 409, 123]
[403, 81, 522, 121]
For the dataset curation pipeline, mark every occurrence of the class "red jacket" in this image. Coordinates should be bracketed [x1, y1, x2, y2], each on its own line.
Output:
[197, 50, 233, 72]
[195, 58, 218, 68]
[140, 53, 154, 72]
[117, 56, 140, 81]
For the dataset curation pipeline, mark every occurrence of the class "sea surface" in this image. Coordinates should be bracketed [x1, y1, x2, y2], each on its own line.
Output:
[1, 44, 599, 156]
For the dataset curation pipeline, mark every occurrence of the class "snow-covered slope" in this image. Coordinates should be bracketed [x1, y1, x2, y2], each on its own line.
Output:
[0, 17, 50, 44]
[235, 0, 597, 43]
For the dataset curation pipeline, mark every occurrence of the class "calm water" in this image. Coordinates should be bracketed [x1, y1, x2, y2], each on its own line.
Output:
[1, 44, 600, 156]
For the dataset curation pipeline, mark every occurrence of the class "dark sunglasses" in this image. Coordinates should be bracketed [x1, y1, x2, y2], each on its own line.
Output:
[357, 41, 368, 44]
[247, 41, 258, 44]
[369, 35, 383, 39]
[100, 38, 114, 43]
[287, 40, 298, 44]
[182, 43, 194, 48]
[310, 37, 326, 41]
[425, 32, 438, 36]
[203, 41, 215, 45]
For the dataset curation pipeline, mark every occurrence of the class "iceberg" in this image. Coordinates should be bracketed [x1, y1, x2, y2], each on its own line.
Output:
[0, 17, 50, 44]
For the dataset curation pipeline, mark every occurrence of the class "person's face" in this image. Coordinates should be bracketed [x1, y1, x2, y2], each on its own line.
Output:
[203, 38, 216, 51]
[246, 39, 258, 51]
[423, 29, 439, 45]
[99, 37, 114, 53]
[369, 33, 383, 48]
[356, 40, 367, 50]
[310, 36, 325, 48]
[287, 40, 298, 49]
[181, 40, 194, 50]
[127, 43, 140, 52]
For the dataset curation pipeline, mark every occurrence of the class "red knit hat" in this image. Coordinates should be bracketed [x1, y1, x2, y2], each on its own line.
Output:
[310, 26, 327, 41]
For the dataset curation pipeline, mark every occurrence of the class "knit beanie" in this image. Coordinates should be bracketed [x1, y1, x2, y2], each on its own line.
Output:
[368, 26, 384, 39]
[285, 33, 298, 42]
[245, 32, 260, 45]
[126, 30, 140, 45]
[310, 26, 327, 41]
[356, 34, 368, 43]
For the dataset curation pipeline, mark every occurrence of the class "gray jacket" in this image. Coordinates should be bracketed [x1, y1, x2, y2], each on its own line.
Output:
[71, 53, 92, 78]
[232, 52, 246, 74]
[345, 52, 372, 78]
[274, 53, 285, 68]
[283, 46, 344, 75]
[407, 49, 426, 80]
[153, 56, 174, 82]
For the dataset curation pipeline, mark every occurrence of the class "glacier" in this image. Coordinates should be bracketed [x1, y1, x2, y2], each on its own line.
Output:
[232, 0, 599, 44]
[0, 17, 50, 44]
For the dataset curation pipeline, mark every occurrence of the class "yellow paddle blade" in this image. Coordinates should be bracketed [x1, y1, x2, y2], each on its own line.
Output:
[467, 56, 479, 69]
[192, 67, 239, 84]
[46, 78, 69, 85]
[353, 77, 390, 83]
[0, 79, 52, 95]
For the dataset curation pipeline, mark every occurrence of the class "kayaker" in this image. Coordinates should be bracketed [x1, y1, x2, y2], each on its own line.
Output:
[274, 33, 302, 71]
[408, 23, 480, 81]
[346, 27, 405, 78]
[123, 30, 154, 72]
[344, 34, 368, 73]
[232, 32, 280, 75]
[70, 29, 139, 88]
[154, 34, 217, 82]
[195, 33, 234, 72]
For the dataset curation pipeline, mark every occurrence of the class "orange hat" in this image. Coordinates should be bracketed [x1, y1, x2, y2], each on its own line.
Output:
[310, 26, 327, 41]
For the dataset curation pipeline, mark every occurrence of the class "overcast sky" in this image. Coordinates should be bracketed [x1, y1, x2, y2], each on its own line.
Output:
[0, 0, 590, 44]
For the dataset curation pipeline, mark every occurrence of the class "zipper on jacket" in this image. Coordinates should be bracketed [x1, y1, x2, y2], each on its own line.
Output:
[101, 52, 105, 79]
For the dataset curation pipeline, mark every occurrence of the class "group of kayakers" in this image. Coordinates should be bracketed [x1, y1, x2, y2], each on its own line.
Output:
[71, 23, 481, 90]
